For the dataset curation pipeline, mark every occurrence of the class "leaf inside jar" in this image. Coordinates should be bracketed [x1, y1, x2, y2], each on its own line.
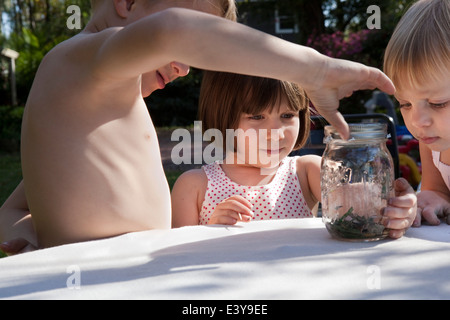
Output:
[326, 207, 388, 240]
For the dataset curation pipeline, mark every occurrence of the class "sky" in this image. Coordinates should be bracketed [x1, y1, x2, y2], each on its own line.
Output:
[1, 12, 12, 38]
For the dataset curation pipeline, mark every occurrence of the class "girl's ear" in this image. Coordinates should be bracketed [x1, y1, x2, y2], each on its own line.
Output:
[113, 0, 136, 18]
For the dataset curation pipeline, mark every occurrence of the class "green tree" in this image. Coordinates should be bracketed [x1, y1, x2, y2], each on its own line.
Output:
[236, 0, 415, 114]
[1, 0, 91, 105]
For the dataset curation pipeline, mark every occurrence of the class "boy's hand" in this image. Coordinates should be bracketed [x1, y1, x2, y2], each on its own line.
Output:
[383, 178, 417, 239]
[416, 190, 450, 227]
[208, 195, 254, 225]
[0, 238, 37, 256]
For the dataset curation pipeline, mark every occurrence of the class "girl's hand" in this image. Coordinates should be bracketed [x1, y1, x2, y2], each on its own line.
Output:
[416, 190, 450, 227]
[208, 195, 254, 225]
[383, 178, 417, 239]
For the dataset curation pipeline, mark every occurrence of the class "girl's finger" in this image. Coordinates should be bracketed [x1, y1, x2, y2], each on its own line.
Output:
[217, 200, 253, 217]
[413, 207, 422, 227]
[386, 218, 411, 230]
[388, 193, 417, 209]
[227, 195, 253, 209]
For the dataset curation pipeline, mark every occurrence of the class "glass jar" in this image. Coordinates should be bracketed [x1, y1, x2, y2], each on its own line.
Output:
[321, 123, 395, 241]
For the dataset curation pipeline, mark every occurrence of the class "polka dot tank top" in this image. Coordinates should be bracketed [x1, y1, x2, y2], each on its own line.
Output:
[199, 156, 312, 225]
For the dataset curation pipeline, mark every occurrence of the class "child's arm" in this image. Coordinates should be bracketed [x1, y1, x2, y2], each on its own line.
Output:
[171, 169, 207, 227]
[296, 155, 322, 212]
[171, 169, 253, 226]
[0, 181, 38, 255]
[95, 8, 395, 139]
[415, 144, 450, 226]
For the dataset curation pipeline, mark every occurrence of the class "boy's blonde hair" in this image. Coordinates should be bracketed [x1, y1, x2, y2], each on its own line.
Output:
[199, 71, 310, 151]
[90, 0, 237, 21]
[384, 0, 450, 90]
[214, 0, 237, 21]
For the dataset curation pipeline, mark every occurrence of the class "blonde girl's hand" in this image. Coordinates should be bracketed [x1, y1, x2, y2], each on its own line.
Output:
[383, 178, 417, 239]
[416, 190, 450, 227]
[208, 195, 254, 225]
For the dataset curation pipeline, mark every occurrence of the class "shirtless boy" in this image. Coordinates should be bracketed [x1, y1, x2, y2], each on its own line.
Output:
[0, 0, 396, 252]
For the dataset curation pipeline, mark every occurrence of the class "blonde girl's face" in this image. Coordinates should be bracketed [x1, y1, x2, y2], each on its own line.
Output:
[233, 101, 300, 168]
[395, 72, 450, 152]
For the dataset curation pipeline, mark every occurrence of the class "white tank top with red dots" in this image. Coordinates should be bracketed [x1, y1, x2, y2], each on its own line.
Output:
[199, 156, 312, 225]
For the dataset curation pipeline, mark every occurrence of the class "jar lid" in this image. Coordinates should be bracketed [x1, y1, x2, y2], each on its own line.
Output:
[324, 122, 388, 141]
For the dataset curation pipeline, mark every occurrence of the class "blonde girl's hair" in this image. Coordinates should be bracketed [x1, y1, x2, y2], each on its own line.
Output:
[199, 71, 311, 151]
[384, 0, 450, 90]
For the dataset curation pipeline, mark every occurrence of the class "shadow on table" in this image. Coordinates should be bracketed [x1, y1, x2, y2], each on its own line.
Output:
[1, 226, 449, 299]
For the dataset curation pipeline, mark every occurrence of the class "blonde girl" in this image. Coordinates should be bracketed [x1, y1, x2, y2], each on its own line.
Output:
[384, 0, 450, 226]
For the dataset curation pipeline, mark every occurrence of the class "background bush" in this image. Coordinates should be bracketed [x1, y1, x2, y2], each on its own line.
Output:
[0, 105, 23, 152]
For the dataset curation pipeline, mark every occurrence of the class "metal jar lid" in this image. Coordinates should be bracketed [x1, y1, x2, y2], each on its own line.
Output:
[324, 122, 388, 141]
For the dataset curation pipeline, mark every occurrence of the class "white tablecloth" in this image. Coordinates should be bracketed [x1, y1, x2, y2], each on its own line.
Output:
[0, 218, 449, 300]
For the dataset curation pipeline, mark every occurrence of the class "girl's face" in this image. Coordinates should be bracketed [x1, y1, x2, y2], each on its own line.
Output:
[395, 72, 450, 152]
[233, 100, 300, 168]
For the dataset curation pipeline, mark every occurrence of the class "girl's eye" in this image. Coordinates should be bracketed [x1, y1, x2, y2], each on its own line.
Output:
[281, 113, 296, 119]
[249, 115, 263, 120]
[399, 103, 411, 109]
[429, 102, 449, 108]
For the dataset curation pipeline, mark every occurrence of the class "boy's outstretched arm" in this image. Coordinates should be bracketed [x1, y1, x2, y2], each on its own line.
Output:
[95, 8, 395, 139]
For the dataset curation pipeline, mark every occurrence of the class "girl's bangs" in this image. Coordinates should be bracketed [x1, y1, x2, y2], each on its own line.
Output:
[390, 50, 450, 91]
[240, 79, 304, 116]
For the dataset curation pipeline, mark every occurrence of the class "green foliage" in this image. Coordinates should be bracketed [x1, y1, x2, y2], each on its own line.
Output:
[146, 69, 203, 127]
[1, 0, 91, 105]
[165, 170, 184, 191]
[0, 105, 24, 152]
[0, 153, 22, 205]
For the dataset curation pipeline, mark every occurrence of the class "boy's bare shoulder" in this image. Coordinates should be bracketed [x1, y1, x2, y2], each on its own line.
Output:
[36, 27, 129, 87]
[49, 27, 123, 56]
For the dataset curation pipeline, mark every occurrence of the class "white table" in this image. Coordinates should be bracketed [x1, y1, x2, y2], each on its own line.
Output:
[0, 218, 449, 300]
